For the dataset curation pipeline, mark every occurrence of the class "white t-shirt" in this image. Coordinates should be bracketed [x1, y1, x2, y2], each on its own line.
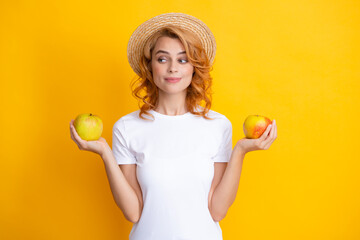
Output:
[112, 106, 233, 240]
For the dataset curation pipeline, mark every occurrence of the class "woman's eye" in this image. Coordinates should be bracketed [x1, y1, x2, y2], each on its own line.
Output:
[157, 58, 166, 63]
[157, 58, 187, 63]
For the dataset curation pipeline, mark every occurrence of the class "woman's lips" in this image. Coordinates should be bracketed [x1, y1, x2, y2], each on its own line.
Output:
[165, 77, 181, 83]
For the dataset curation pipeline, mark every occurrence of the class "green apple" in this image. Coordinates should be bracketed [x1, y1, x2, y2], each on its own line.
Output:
[73, 113, 103, 141]
[243, 115, 272, 139]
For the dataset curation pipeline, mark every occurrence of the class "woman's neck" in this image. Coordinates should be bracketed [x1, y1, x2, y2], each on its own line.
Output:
[154, 98, 188, 116]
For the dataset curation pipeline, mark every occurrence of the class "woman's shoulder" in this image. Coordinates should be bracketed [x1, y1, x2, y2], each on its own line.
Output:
[205, 108, 231, 122]
[113, 109, 143, 128]
[197, 107, 232, 130]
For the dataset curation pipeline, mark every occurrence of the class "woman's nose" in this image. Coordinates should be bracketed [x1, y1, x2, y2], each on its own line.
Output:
[168, 61, 178, 73]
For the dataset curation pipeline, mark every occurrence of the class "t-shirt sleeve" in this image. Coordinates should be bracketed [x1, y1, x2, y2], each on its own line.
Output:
[212, 118, 233, 163]
[112, 119, 137, 165]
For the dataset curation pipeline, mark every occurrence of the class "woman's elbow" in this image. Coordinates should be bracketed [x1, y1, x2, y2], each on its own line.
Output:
[212, 214, 226, 222]
[210, 208, 227, 222]
[119, 201, 143, 223]
[124, 213, 140, 223]
[129, 217, 140, 224]
[121, 205, 142, 223]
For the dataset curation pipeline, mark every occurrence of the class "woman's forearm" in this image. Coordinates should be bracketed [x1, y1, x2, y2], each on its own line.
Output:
[101, 150, 141, 223]
[210, 143, 245, 221]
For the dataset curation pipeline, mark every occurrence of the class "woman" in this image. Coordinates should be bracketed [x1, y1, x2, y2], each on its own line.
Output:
[70, 12, 277, 240]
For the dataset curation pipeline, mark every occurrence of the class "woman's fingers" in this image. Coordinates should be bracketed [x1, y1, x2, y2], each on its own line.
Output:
[259, 123, 272, 141]
[70, 121, 77, 143]
[263, 120, 277, 149]
[70, 121, 79, 146]
[269, 120, 275, 139]
[70, 120, 87, 150]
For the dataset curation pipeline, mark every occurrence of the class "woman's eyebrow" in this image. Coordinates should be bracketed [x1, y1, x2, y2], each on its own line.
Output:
[155, 50, 186, 55]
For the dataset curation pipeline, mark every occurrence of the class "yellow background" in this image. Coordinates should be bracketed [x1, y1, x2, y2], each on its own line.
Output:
[1, 0, 359, 239]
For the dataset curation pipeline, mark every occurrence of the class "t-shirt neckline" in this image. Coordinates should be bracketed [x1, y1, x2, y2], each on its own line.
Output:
[150, 109, 192, 119]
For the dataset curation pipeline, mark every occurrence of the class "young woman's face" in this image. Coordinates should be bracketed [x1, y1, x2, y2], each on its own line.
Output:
[151, 36, 194, 96]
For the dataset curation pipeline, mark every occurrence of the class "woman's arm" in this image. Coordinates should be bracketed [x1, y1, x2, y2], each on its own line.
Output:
[209, 120, 277, 222]
[208, 146, 245, 222]
[101, 150, 143, 223]
[70, 120, 142, 223]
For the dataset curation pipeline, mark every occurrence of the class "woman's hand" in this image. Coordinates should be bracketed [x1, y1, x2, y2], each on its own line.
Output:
[236, 120, 277, 154]
[70, 119, 111, 157]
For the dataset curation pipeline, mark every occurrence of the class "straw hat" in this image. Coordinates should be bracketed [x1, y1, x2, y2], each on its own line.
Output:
[127, 12, 216, 76]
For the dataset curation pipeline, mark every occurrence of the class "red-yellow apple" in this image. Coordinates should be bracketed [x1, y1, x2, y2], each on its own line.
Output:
[243, 115, 272, 139]
[73, 113, 103, 141]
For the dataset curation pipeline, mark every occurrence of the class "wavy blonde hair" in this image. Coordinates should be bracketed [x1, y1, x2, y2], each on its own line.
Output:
[130, 25, 215, 121]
